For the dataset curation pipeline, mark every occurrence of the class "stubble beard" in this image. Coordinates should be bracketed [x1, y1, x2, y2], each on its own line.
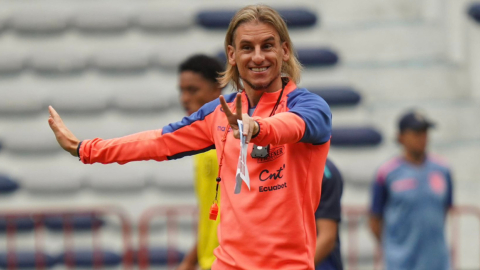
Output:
[241, 72, 281, 91]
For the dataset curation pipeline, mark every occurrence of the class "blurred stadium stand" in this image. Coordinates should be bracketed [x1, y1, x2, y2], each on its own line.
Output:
[0, 0, 479, 269]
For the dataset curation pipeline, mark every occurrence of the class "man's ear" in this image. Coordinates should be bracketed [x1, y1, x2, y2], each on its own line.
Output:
[227, 45, 236, 66]
[281, 41, 290, 62]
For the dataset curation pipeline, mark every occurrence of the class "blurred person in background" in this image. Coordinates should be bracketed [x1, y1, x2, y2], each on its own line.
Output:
[315, 159, 344, 270]
[48, 5, 332, 269]
[176, 54, 224, 270]
[369, 110, 453, 270]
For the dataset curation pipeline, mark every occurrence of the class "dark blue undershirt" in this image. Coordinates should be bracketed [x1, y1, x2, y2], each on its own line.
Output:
[315, 159, 344, 270]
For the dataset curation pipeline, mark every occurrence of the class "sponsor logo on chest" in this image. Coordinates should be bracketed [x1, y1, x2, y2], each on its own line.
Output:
[257, 146, 285, 163]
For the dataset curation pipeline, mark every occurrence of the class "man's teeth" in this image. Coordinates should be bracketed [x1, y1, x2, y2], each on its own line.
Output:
[251, 67, 268, 72]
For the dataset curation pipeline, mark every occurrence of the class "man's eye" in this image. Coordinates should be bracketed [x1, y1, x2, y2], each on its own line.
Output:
[264, 44, 273, 49]
[242, 46, 251, 50]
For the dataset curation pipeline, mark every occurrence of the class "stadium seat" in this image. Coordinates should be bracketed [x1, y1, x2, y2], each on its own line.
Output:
[85, 163, 150, 192]
[133, 9, 193, 32]
[0, 16, 5, 32]
[92, 50, 150, 74]
[0, 217, 35, 232]
[0, 251, 57, 268]
[8, 10, 68, 35]
[44, 215, 104, 231]
[0, 89, 46, 115]
[0, 174, 19, 194]
[0, 53, 25, 75]
[16, 156, 85, 194]
[197, 8, 317, 29]
[28, 51, 87, 76]
[329, 146, 396, 185]
[150, 156, 195, 192]
[310, 86, 361, 107]
[72, 9, 130, 33]
[112, 87, 175, 113]
[331, 127, 383, 147]
[48, 86, 111, 115]
[62, 114, 133, 143]
[468, 2, 480, 24]
[2, 117, 61, 154]
[297, 48, 339, 67]
[57, 250, 122, 267]
[370, 102, 480, 145]
[135, 247, 185, 265]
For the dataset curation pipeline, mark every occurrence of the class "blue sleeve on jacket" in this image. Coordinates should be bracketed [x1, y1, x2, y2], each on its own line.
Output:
[371, 172, 388, 217]
[162, 92, 237, 135]
[286, 88, 332, 144]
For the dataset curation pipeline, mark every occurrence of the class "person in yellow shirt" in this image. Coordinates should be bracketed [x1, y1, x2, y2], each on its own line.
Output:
[176, 54, 224, 270]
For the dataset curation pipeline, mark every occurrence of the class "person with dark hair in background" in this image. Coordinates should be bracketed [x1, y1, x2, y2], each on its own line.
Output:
[315, 159, 344, 270]
[176, 54, 223, 270]
[48, 5, 332, 269]
[369, 110, 453, 270]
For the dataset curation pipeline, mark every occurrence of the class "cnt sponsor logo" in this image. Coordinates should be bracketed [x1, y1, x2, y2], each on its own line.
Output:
[258, 164, 287, 193]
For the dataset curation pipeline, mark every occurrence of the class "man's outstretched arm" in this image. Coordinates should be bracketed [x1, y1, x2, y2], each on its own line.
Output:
[48, 102, 215, 164]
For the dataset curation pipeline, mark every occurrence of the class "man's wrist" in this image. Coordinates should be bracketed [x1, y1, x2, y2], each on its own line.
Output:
[252, 121, 260, 139]
[68, 140, 80, 157]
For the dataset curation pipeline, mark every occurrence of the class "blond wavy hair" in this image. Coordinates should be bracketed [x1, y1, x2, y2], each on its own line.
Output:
[218, 5, 302, 90]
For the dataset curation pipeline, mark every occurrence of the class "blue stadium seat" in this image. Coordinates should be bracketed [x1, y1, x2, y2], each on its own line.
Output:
[73, 10, 130, 34]
[0, 53, 24, 75]
[331, 127, 382, 147]
[9, 10, 68, 35]
[216, 48, 339, 67]
[44, 215, 104, 231]
[57, 250, 122, 267]
[0, 174, 19, 194]
[0, 251, 57, 268]
[279, 9, 318, 28]
[0, 217, 35, 232]
[197, 8, 317, 29]
[468, 3, 480, 24]
[135, 247, 185, 265]
[310, 86, 361, 106]
[297, 48, 339, 67]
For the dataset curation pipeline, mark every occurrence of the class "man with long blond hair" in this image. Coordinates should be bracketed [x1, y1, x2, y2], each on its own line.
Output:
[48, 5, 332, 269]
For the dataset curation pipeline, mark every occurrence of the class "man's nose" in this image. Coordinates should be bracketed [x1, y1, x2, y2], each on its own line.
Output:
[252, 47, 265, 64]
[180, 92, 190, 103]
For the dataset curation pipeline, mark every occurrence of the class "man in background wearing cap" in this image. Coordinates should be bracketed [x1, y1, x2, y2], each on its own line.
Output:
[369, 110, 454, 270]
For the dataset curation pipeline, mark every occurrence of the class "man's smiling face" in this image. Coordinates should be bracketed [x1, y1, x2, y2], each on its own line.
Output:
[227, 21, 290, 93]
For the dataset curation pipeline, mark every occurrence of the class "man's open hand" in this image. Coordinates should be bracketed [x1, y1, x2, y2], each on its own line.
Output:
[48, 106, 80, 157]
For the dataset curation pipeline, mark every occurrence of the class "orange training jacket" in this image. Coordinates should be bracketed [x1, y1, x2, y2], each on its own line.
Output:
[79, 80, 332, 270]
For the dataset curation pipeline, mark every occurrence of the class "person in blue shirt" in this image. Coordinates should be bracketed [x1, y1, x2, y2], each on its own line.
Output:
[315, 159, 344, 270]
[369, 110, 454, 270]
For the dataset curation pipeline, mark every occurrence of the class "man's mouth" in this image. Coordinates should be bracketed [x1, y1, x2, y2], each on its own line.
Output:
[250, 67, 269, 72]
